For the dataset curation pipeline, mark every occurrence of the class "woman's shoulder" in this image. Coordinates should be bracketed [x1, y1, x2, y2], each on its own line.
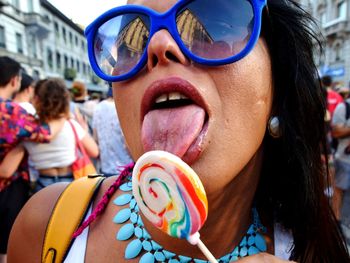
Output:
[8, 182, 69, 262]
[7, 176, 129, 263]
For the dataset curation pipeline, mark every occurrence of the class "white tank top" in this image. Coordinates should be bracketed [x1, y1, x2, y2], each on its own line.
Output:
[64, 207, 293, 262]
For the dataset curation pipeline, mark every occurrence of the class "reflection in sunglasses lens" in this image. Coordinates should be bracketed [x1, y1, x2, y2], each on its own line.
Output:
[176, 0, 254, 60]
[94, 14, 150, 77]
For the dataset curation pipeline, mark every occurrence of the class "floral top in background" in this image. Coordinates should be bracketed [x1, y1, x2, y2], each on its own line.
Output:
[0, 98, 50, 191]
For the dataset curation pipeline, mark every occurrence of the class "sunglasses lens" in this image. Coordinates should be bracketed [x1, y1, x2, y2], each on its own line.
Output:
[176, 0, 254, 60]
[94, 13, 150, 77]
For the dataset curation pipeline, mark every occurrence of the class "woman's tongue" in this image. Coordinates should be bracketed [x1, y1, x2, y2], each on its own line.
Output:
[141, 104, 205, 158]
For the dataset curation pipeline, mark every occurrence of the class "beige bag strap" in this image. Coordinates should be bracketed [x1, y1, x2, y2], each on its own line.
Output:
[42, 175, 105, 263]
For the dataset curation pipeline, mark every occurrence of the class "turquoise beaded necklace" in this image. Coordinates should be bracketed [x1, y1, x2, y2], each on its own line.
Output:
[113, 177, 267, 263]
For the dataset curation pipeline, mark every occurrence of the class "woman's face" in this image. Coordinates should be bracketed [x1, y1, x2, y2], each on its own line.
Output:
[114, 0, 273, 194]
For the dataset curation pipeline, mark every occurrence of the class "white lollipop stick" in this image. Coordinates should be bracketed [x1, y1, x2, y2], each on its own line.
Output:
[188, 232, 218, 263]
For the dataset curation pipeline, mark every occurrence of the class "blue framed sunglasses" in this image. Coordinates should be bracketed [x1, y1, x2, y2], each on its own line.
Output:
[85, 0, 267, 82]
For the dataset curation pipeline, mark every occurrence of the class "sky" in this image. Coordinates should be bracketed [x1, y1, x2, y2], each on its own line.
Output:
[48, 0, 127, 27]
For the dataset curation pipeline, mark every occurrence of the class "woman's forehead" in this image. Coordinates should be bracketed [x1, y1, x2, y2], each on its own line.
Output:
[127, 0, 178, 13]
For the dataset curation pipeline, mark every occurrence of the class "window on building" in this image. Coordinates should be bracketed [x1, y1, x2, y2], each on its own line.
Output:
[83, 63, 87, 75]
[47, 48, 53, 69]
[77, 61, 80, 73]
[81, 40, 85, 51]
[54, 22, 60, 38]
[75, 36, 78, 46]
[62, 27, 67, 43]
[71, 57, 74, 68]
[335, 43, 342, 61]
[64, 55, 68, 69]
[33, 70, 40, 80]
[337, 1, 347, 19]
[16, 33, 23, 54]
[28, 0, 34, 12]
[321, 11, 326, 25]
[56, 52, 61, 69]
[30, 34, 37, 58]
[12, 0, 20, 9]
[69, 32, 73, 45]
[0, 26, 5, 48]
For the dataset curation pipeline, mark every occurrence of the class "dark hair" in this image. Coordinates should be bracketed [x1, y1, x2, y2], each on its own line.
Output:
[0, 56, 21, 87]
[34, 78, 70, 122]
[19, 73, 34, 93]
[321, 75, 333, 87]
[258, 0, 349, 262]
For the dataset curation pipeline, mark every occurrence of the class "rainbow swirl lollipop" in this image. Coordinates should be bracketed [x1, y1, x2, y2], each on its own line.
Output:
[132, 150, 208, 240]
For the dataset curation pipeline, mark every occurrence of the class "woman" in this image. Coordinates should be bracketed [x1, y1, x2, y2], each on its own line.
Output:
[3, 78, 99, 191]
[8, 0, 350, 262]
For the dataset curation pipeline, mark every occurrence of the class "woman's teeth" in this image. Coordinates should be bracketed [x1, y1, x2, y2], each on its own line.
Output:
[155, 92, 189, 104]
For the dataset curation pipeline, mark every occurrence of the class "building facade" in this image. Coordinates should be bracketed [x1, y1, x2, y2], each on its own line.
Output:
[0, 0, 104, 91]
[298, 0, 350, 85]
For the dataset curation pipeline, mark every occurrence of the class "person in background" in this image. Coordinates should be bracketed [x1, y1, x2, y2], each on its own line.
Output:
[0, 57, 64, 263]
[22, 78, 99, 192]
[70, 81, 92, 129]
[322, 75, 343, 119]
[13, 73, 36, 115]
[339, 87, 350, 100]
[93, 86, 132, 176]
[13, 73, 38, 186]
[332, 92, 350, 221]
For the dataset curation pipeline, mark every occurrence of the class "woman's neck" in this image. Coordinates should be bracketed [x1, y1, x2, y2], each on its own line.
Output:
[141, 151, 265, 259]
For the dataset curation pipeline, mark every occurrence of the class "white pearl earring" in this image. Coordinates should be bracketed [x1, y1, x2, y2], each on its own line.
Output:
[268, 116, 282, 138]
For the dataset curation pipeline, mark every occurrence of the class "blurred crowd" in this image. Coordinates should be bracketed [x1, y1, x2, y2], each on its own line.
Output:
[0, 56, 132, 263]
[322, 75, 350, 226]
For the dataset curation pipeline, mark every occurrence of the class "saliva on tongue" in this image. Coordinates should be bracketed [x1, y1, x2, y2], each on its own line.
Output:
[141, 104, 205, 159]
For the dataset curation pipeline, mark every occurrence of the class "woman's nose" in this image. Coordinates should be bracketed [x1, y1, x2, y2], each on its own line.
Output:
[146, 29, 189, 71]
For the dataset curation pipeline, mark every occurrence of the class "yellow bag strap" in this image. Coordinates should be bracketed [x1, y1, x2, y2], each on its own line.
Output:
[42, 175, 105, 263]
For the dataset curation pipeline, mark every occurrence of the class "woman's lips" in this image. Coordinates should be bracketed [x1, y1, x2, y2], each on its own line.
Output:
[140, 77, 209, 164]
[141, 77, 207, 121]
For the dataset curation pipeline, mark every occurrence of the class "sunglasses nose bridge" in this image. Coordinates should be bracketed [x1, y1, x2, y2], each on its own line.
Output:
[151, 13, 176, 36]
[146, 14, 189, 71]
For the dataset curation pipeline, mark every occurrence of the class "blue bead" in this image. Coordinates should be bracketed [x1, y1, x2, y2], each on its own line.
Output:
[130, 212, 138, 223]
[247, 235, 255, 246]
[229, 255, 238, 262]
[239, 246, 248, 257]
[154, 251, 166, 261]
[169, 259, 180, 263]
[137, 216, 144, 226]
[143, 228, 151, 239]
[120, 182, 133, 192]
[135, 226, 143, 238]
[125, 239, 143, 259]
[163, 250, 176, 259]
[151, 240, 162, 250]
[178, 255, 191, 263]
[193, 259, 208, 263]
[113, 208, 131, 224]
[114, 194, 132, 206]
[247, 224, 255, 235]
[140, 252, 155, 263]
[219, 254, 230, 262]
[130, 199, 137, 209]
[248, 246, 260, 256]
[239, 236, 247, 247]
[255, 234, 267, 252]
[116, 223, 134, 241]
[142, 240, 152, 251]
[231, 247, 239, 257]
